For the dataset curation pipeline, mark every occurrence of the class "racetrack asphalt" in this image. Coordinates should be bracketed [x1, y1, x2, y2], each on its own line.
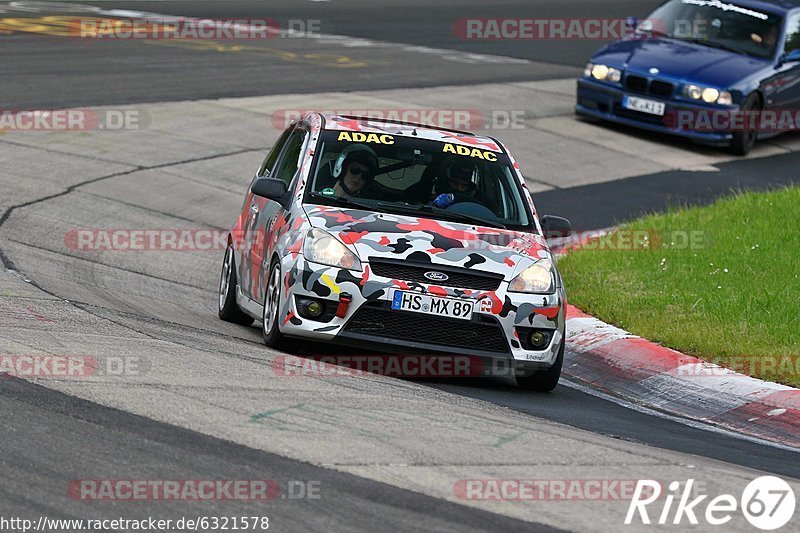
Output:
[2, 1, 800, 531]
[0, 0, 661, 108]
[0, 376, 560, 532]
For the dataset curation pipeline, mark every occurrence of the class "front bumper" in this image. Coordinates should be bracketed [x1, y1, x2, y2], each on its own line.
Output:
[277, 254, 565, 368]
[575, 77, 736, 146]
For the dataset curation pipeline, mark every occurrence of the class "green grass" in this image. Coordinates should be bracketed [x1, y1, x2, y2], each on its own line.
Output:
[558, 186, 800, 387]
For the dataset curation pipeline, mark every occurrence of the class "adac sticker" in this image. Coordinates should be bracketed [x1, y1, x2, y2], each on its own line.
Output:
[442, 143, 497, 161]
[338, 131, 395, 144]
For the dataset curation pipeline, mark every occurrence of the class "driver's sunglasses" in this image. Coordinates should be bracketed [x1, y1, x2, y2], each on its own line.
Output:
[348, 164, 372, 179]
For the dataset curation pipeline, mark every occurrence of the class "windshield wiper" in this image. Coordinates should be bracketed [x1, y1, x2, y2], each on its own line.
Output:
[679, 37, 747, 55]
[307, 191, 376, 211]
[377, 202, 507, 229]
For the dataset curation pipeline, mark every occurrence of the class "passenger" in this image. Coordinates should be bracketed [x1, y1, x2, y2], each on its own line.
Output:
[431, 159, 498, 212]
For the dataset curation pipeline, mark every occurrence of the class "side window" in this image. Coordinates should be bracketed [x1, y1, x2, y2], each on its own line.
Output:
[272, 128, 308, 186]
[784, 14, 800, 53]
[258, 127, 294, 177]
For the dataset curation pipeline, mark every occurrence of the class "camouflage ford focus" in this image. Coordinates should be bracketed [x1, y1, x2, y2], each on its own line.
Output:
[218, 113, 571, 391]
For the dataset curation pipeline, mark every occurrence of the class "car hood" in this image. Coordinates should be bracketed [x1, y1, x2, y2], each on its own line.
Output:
[594, 37, 769, 88]
[304, 204, 551, 280]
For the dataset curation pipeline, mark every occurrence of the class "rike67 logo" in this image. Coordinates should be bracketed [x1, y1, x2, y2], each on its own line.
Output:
[626, 476, 796, 530]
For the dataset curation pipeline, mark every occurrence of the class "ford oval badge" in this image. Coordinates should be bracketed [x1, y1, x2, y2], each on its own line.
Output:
[424, 271, 449, 282]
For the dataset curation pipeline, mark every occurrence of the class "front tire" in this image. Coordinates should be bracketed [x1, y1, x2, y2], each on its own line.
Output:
[262, 260, 287, 348]
[218, 243, 254, 326]
[516, 338, 564, 392]
[730, 93, 760, 156]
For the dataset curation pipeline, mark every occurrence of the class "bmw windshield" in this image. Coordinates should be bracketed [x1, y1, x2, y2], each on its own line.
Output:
[644, 0, 783, 59]
[305, 130, 535, 230]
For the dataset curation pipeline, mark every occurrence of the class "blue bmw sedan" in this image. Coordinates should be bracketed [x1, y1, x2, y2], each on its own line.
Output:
[576, 0, 800, 154]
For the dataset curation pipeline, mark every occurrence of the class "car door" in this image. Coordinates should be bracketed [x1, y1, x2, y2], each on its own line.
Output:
[767, 12, 800, 108]
[238, 126, 294, 302]
[251, 124, 310, 304]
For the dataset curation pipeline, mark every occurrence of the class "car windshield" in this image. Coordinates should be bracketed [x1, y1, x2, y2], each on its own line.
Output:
[643, 0, 783, 59]
[305, 130, 534, 230]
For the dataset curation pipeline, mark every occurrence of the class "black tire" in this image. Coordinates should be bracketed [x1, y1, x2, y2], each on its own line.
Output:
[730, 93, 760, 156]
[515, 338, 564, 392]
[218, 243, 254, 326]
[262, 260, 287, 348]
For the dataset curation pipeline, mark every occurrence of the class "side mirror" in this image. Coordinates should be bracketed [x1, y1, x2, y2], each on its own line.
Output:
[540, 215, 572, 240]
[251, 177, 289, 205]
[779, 48, 800, 65]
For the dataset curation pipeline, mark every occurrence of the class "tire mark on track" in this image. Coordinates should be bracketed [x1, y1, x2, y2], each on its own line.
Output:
[0, 146, 274, 368]
[79, 189, 231, 228]
[7, 239, 217, 293]
[0, 146, 260, 271]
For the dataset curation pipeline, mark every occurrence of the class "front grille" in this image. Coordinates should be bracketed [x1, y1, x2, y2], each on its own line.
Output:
[369, 258, 503, 291]
[625, 75, 648, 93]
[624, 75, 675, 99]
[343, 304, 510, 354]
[649, 80, 674, 98]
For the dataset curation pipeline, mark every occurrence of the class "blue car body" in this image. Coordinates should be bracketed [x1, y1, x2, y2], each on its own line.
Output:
[576, 0, 800, 150]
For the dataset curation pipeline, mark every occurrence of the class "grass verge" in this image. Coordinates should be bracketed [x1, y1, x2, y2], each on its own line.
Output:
[557, 186, 800, 387]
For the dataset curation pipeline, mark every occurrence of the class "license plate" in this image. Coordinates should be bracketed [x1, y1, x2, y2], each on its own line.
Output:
[391, 291, 473, 320]
[623, 95, 665, 116]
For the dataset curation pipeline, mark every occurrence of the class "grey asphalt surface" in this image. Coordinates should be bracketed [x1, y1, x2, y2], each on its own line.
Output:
[533, 151, 800, 229]
[0, 376, 559, 532]
[2, 1, 800, 531]
[0, 0, 659, 108]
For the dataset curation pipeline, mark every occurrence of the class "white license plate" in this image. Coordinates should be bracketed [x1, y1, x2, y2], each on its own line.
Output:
[623, 95, 665, 116]
[391, 291, 473, 320]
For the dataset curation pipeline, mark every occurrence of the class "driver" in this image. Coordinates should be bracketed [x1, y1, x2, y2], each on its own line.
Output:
[752, 24, 778, 49]
[431, 159, 497, 212]
[331, 144, 379, 198]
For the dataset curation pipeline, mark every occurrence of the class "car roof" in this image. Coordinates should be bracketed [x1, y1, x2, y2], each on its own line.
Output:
[319, 113, 505, 154]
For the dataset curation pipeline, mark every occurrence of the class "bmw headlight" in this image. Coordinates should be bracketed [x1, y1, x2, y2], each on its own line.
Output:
[683, 84, 732, 105]
[509, 259, 555, 294]
[586, 63, 622, 83]
[303, 228, 362, 270]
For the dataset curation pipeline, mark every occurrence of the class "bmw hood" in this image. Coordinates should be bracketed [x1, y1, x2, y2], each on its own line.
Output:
[594, 37, 769, 89]
[304, 205, 550, 279]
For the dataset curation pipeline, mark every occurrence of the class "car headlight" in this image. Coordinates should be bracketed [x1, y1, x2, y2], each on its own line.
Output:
[683, 84, 732, 105]
[587, 63, 622, 83]
[508, 259, 555, 294]
[716, 91, 733, 105]
[303, 228, 362, 270]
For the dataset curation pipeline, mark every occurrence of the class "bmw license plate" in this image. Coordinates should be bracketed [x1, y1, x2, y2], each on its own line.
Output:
[623, 95, 665, 116]
[391, 291, 473, 320]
